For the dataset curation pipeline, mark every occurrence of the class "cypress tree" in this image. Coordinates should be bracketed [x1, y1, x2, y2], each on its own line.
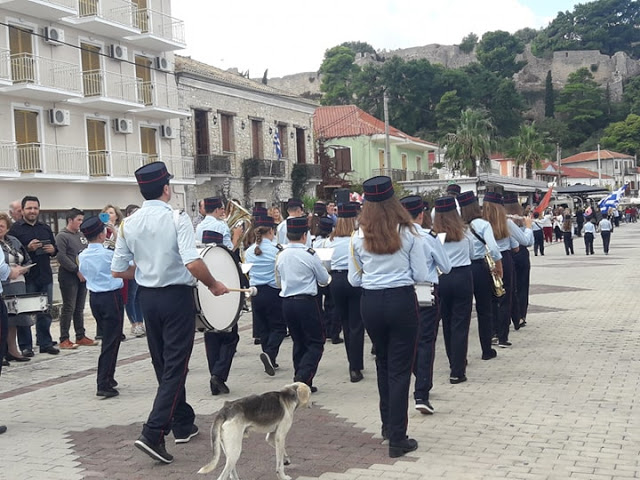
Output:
[545, 70, 554, 118]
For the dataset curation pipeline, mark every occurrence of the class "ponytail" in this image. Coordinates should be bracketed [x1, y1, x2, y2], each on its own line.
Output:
[253, 226, 272, 256]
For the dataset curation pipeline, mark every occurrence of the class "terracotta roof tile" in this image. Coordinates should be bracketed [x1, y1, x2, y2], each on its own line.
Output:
[561, 150, 633, 164]
[313, 105, 437, 147]
[538, 162, 612, 179]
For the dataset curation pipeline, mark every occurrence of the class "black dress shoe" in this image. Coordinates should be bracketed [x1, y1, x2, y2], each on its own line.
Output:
[481, 349, 497, 360]
[389, 437, 418, 458]
[40, 346, 60, 355]
[210, 375, 230, 395]
[6, 354, 30, 362]
[0, 425, 6, 434]
[450, 375, 467, 384]
[110, 379, 118, 388]
[331, 336, 344, 344]
[97, 387, 119, 398]
[1, 359, 9, 367]
[22, 349, 34, 358]
[134, 435, 173, 464]
[310, 385, 318, 393]
[349, 370, 363, 383]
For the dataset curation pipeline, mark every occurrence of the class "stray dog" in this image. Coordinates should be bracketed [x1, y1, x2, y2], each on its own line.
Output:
[198, 382, 311, 480]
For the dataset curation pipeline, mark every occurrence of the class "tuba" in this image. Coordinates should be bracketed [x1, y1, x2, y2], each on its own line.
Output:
[484, 249, 505, 297]
[225, 200, 253, 253]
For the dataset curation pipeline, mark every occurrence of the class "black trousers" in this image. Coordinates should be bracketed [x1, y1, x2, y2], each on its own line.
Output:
[413, 285, 439, 401]
[512, 247, 531, 324]
[204, 324, 238, 382]
[563, 232, 574, 255]
[601, 231, 611, 253]
[282, 296, 324, 386]
[252, 285, 286, 365]
[471, 260, 494, 356]
[329, 271, 364, 371]
[0, 300, 7, 377]
[318, 286, 339, 340]
[361, 286, 418, 444]
[440, 266, 473, 378]
[533, 229, 544, 256]
[576, 221, 584, 236]
[138, 285, 196, 444]
[492, 250, 514, 343]
[89, 290, 124, 390]
[584, 232, 595, 254]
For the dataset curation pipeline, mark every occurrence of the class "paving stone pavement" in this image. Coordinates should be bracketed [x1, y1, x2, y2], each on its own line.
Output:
[1, 223, 639, 480]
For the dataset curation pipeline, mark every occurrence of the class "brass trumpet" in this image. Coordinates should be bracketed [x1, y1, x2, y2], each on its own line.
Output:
[484, 250, 505, 297]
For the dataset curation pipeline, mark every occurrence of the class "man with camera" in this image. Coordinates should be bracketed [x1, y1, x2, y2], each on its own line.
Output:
[9, 196, 59, 356]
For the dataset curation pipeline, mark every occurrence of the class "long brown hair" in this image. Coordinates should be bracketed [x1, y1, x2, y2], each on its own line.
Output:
[460, 202, 482, 223]
[433, 209, 467, 242]
[329, 217, 356, 240]
[253, 226, 273, 256]
[482, 202, 509, 240]
[421, 209, 432, 229]
[562, 216, 572, 231]
[358, 197, 415, 254]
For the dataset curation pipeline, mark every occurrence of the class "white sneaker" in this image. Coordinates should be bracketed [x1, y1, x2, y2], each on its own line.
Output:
[134, 324, 146, 337]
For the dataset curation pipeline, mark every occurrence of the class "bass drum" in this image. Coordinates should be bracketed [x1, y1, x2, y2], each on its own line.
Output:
[194, 245, 242, 332]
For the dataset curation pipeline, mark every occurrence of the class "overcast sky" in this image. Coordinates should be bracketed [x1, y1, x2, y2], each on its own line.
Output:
[172, 0, 584, 78]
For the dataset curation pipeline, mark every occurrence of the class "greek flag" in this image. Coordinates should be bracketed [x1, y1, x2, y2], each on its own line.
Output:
[273, 131, 282, 160]
[598, 184, 628, 214]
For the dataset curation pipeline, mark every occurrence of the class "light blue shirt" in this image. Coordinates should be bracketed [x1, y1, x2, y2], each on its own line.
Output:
[416, 225, 451, 284]
[508, 219, 534, 247]
[244, 239, 279, 288]
[442, 235, 472, 268]
[599, 218, 612, 232]
[276, 219, 312, 247]
[111, 200, 200, 288]
[467, 218, 502, 262]
[584, 222, 596, 234]
[348, 226, 429, 290]
[0, 255, 10, 294]
[276, 243, 331, 297]
[196, 215, 233, 250]
[327, 236, 350, 271]
[79, 243, 124, 293]
[312, 235, 329, 249]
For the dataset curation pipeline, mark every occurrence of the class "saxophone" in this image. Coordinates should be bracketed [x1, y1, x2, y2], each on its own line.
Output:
[485, 249, 505, 297]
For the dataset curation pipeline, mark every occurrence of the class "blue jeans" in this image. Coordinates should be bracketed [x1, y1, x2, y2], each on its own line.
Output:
[125, 279, 144, 325]
[18, 281, 54, 351]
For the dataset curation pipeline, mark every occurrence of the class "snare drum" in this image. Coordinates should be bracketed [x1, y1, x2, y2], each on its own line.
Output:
[3, 293, 49, 315]
[194, 245, 243, 332]
[415, 282, 434, 307]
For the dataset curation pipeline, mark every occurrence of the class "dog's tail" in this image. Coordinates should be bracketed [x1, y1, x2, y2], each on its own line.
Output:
[198, 413, 225, 474]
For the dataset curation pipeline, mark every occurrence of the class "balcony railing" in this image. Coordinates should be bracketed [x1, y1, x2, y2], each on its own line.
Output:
[292, 163, 322, 180]
[0, 49, 10, 83]
[14, 143, 86, 175]
[244, 158, 286, 178]
[195, 154, 232, 176]
[78, 0, 137, 27]
[134, 8, 185, 45]
[410, 170, 439, 180]
[137, 81, 185, 111]
[9, 53, 82, 94]
[160, 155, 194, 181]
[0, 141, 16, 172]
[372, 168, 407, 182]
[82, 69, 140, 104]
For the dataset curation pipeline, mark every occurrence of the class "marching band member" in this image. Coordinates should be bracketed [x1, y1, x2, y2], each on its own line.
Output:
[200, 231, 239, 396]
[348, 176, 429, 458]
[504, 193, 533, 330]
[458, 191, 502, 360]
[276, 216, 331, 393]
[313, 217, 342, 345]
[432, 197, 473, 384]
[327, 202, 365, 383]
[112, 161, 229, 464]
[309, 202, 328, 240]
[400, 195, 451, 414]
[244, 216, 286, 377]
[195, 197, 241, 250]
[276, 198, 312, 247]
[584, 218, 596, 255]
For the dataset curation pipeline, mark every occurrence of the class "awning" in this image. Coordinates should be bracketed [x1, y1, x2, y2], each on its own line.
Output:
[557, 184, 609, 195]
[477, 173, 547, 193]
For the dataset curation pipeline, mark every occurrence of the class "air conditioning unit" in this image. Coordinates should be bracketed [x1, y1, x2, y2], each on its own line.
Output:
[110, 44, 128, 61]
[160, 124, 176, 139]
[155, 56, 170, 72]
[114, 118, 133, 134]
[44, 27, 64, 45]
[49, 108, 70, 126]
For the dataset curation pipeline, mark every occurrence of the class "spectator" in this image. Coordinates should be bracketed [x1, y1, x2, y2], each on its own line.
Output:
[8, 201, 22, 222]
[9, 196, 59, 356]
[123, 204, 145, 337]
[56, 208, 97, 349]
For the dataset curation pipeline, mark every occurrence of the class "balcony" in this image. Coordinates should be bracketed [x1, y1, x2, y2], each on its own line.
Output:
[372, 168, 407, 182]
[125, 8, 186, 51]
[195, 154, 232, 177]
[292, 163, 322, 182]
[63, 0, 140, 37]
[68, 70, 143, 111]
[0, 54, 82, 100]
[161, 155, 194, 183]
[244, 158, 286, 182]
[0, 0, 77, 20]
[409, 170, 439, 181]
[130, 82, 190, 118]
[0, 50, 11, 87]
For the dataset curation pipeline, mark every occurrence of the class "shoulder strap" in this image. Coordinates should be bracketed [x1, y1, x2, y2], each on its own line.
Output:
[469, 223, 486, 245]
[306, 247, 316, 255]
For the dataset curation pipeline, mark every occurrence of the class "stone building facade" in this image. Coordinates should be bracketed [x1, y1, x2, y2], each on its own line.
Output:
[175, 56, 319, 216]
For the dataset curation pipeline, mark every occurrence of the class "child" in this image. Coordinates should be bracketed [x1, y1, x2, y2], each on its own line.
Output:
[275, 216, 331, 392]
[78, 216, 130, 398]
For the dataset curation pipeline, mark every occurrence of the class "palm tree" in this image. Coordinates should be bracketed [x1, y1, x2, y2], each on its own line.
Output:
[509, 123, 547, 179]
[441, 108, 494, 177]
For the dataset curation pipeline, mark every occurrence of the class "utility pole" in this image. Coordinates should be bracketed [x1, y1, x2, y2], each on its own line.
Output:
[556, 144, 562, 187]
[383, 92, 391, 172]
[597, 143, 602, 186]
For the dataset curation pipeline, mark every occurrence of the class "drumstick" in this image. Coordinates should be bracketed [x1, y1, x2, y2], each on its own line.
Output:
[227, 286, 258, 297]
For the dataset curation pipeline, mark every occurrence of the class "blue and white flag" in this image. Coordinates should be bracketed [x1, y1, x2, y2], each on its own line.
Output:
[273, 131, 282, 160]
[599, 184, 628, 214]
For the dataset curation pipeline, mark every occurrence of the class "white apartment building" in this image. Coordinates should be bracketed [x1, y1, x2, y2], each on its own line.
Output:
[0, 0, 192, 232]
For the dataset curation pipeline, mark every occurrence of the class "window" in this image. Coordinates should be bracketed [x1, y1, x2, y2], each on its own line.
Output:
[401, 153, 407, 171]
[135, 55, 153, 105]
[277, 124, 288, 159]
[335, 148, 351, 173]
[9, 25, 34, 83]
[81, 43, 102, 96]
[251, 119, 263, 158]
[140, 127, 158, 162]
[14, 109, 40, 172]
[295, 127, 306, 163]
[220, 113, 234, 153]
[87, 119, 107, 176]
[193, 109, 210, 156]
[416, 156, 422, 172]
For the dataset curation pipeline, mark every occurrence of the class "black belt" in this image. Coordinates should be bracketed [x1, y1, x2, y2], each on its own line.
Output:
[471, 258, 485, 264]
[330, 270, 347, 274]
[285, 294, 316, 300]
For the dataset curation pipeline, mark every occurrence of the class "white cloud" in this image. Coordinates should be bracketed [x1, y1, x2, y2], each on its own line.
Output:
[172, 0, 564, 78]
